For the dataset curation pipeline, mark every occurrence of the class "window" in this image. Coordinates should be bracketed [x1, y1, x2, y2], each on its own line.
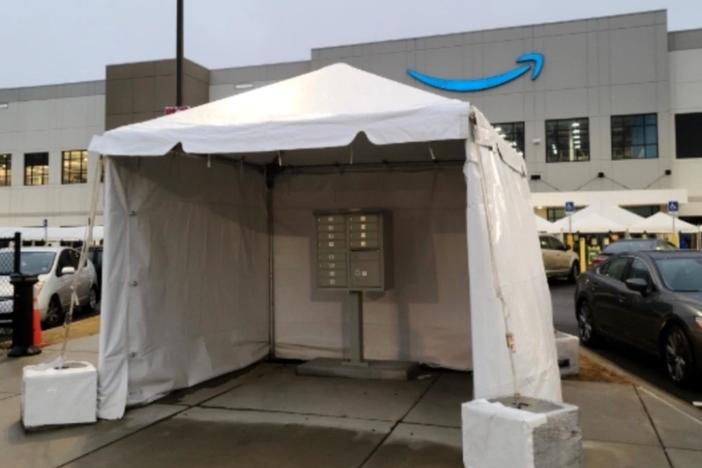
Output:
[0, 154, 10, 186]
[611, 114, 657, 160]
[546, 206, 583, 222]
[623, 205, 660, 218]
[626, 258, 652, 283]
[24, 153, 49, 186]
[62, 150, 88, 184]
[546, 118, 589, 163]
[494, 122, 525, 157]
[675, 112, 702, 158]
[601, 257, 630, 281]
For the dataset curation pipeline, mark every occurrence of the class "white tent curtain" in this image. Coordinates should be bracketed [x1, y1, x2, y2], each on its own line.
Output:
[90, 63, 560, 419]
[467, 110, 561, 401]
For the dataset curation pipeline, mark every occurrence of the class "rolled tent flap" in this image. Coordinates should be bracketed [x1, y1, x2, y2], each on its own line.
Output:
[465, 110, 562, 402]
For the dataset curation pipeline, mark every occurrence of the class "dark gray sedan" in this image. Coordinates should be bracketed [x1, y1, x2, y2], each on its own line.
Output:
[575, 251, 702, 386]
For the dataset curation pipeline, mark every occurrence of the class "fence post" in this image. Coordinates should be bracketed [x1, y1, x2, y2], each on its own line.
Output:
[8, 233, 41, 357]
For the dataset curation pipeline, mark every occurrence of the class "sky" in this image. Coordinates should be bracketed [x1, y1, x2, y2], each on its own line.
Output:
[0, 0, 700, 88]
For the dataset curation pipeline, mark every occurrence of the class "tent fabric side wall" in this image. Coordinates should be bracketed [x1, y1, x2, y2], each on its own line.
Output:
[466, 111, 562, 402]
[272, 168, 471, 369]
[97, 155, 270, 419]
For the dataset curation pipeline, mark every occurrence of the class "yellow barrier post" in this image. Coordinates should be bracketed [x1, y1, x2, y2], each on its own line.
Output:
[579, 237, 587, 273]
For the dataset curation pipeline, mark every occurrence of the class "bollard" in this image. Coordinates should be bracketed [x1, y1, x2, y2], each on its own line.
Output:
[8, 274, 41, 357]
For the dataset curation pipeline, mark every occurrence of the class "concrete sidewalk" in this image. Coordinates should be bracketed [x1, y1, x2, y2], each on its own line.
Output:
[0, 334, 701, 467]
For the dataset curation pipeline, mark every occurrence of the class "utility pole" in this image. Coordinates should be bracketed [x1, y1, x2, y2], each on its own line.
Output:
[176, 0, 184, 107]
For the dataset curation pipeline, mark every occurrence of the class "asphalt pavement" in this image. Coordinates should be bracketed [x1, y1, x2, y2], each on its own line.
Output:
[549, 279, 702, 407]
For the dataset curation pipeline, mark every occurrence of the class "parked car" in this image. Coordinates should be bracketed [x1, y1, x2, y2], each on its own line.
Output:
[590, 238, 677, 269]
[540, 235, 580, 282]
[0, 246, 98, 328]
[88, 245, 103, 300]
[575, 251, 702, 385]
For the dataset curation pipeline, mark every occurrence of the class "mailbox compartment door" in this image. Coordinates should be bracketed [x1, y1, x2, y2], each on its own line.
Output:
[349, 250, 382, 289]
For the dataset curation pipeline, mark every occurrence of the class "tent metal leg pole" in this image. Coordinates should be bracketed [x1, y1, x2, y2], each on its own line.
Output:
[267, 179, 276, 359]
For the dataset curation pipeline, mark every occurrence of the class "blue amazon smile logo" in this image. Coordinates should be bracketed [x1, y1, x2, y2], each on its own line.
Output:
[407, 52, 544, 92]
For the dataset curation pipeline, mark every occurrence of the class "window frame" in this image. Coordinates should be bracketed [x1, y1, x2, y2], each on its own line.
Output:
[675, 112, 702, 159]
[493, 121, 525, 157]
[61, 149, 88, 185]
[24, 152, 49, 186]
[0, 153, 10, 187]
[611, 113, 658, 160]
[545, 117, 590, 163]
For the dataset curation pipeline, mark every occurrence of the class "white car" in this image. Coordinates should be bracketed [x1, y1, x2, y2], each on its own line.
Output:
[539, 235, 580, 282]
[0, 246, 98, 328]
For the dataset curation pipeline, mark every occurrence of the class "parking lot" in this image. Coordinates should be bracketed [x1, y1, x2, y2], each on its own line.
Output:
[550, 280, 702, 406]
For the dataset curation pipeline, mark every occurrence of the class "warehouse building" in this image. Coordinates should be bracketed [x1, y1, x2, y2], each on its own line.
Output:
[0, 9, 701, 227]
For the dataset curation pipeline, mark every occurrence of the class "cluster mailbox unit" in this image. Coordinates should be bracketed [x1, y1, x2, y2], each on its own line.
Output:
[298, 210, 418, 380]
[315, 210, 392, 292]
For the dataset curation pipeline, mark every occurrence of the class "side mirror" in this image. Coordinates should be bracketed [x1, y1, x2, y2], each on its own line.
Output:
[625, 278, 648, 295]
[61, 266, 76, 276]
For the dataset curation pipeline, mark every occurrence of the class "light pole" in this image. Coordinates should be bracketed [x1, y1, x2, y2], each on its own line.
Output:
[176, 0, 184, 107]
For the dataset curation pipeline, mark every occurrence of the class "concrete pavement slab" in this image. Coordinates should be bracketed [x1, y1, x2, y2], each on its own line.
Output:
[562, 380, 659, 446]
[66, 407, 393, 468]
[668, 448, 702, 468]
[637, 387, 702, 451]
[203, 364, 433, 422]
[0, 395, 183, 468]
[403, 372, 472, 428]
[363, 422, 462, 468]
[44, 334, 99, 353]
[583, 440, 670, 468]
[0, 350, 98, 393]
[160, 362, 284, 407]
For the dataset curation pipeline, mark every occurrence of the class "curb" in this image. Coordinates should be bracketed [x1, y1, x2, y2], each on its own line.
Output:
[580, 346, 702, 421]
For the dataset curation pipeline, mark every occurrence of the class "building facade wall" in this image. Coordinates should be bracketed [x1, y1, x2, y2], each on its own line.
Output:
[1, 10, 702, 226]
[670, 46, 702, 217]
[0, 84, 104, 226]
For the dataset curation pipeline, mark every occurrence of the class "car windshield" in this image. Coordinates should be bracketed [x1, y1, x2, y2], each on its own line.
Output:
[604, 240, 654, 254]
[655, 257, 702, 292]
[0, 251, 56, 276]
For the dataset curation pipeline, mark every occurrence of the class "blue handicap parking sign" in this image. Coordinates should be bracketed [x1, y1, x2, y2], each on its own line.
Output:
[668, 201, 679, 213]
[565, 201, 575, 213]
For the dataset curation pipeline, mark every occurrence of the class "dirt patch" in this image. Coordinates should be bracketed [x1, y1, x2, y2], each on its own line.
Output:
[564, 353, 632, 384]
[0, 315, 100, 349]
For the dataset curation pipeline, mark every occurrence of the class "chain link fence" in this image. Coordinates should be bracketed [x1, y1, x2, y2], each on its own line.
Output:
[0, 233, 20, 331]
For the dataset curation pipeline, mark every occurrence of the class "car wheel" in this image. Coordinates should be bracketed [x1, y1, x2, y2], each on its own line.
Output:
[663, 326, 694, 386]
[568, 262, 580, 283]
[576, 301, 598, 346]
[44, 297, 64, 329]
[88, 286, 99, 313]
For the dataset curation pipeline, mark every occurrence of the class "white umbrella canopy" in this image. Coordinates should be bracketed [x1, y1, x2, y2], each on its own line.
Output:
[533, 214, 558, 233]
[629, 212, 700, 234]
[557, 212, 628, 233]
[552, 203, 644, 232]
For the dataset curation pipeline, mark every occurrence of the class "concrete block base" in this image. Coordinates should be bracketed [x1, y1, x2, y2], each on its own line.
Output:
[296, 358, 420, 380]
[556, 331, 580, 376]
[462, 395, 582, 468]
[22, 360, 97, 429]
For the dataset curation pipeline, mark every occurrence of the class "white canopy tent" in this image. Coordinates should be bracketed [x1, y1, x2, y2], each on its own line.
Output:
[554, 212, 629, 234]
[629, 212, 700, 234]
[89, 63, 560, 420]
[552, 203, 644, 233]
[533, 214, 558, 234]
